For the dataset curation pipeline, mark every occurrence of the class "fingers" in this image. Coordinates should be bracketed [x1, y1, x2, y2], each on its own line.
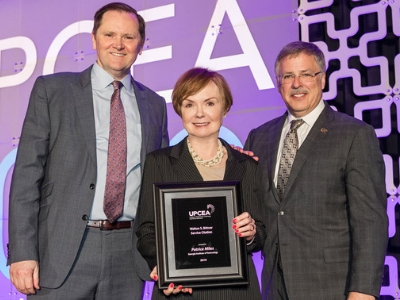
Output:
[232, 212, 256, 239]
[242, 150, 255, 157]
[163, 283, 173, 295]
[229, 145, 258, 160]
[9, 260, 39, 295]
[163, 283, 193, 296]
[150, 266, 158, 281]
[33, 265, 40, 290]
[233, 212, 250, 223]
[153, 266, 193, 295]
[163, 283, 181, 295]
[173, 285, 183, 294]
[230, 145, 244, 152]
[155, 274, 182, 295]
[10, 275, 33, 295]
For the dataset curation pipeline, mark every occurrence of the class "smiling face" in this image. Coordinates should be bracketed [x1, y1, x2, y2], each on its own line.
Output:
[181, 81, 226, 142]
[91, 10, 143, 80]
[277, 52, 326, 118]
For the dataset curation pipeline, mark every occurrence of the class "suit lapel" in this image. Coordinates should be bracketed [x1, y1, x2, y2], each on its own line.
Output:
[72, 66, 97, 162]
[170, 138, 204, 181]
[282, 104, 334, 202]
[133, 80, 149, 167]
[268, 116, 287, 204]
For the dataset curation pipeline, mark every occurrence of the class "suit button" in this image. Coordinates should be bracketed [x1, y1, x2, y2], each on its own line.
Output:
[278, 211, 284, 216]
[89, 184, 95, 190]
[82, 215, 89, 221]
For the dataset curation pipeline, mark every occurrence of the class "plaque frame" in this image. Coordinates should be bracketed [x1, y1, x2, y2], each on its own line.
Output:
[153, 181, 248, 289]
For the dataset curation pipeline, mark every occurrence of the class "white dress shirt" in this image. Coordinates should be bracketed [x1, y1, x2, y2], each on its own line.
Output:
[273, 100, 325, 187]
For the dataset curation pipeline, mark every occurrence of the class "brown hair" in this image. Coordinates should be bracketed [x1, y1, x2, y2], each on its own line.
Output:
[92, 2, 145, 46]
[275, 41, 326, 75]
[172, 68, 233, 117]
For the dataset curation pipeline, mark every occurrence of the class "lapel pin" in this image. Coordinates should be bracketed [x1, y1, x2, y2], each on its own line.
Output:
[321, 128, 328, 133]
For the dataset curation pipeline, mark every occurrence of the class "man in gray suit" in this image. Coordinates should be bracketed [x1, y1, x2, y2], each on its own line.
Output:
[245, 41, 388, 299]
[7, 2, 168, 299]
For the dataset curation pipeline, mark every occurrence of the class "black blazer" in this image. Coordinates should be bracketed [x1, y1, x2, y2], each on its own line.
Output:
[136, 137, 266, 299]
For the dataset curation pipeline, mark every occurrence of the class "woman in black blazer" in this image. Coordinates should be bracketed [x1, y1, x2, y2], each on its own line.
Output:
[136, 68, 266, 299]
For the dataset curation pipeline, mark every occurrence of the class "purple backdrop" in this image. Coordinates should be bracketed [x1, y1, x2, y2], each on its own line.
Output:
[0, 0, 299, 298]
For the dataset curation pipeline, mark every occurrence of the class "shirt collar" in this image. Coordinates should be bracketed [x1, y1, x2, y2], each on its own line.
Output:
[92, 62, 132, 91]
[286, 99, 325, 127]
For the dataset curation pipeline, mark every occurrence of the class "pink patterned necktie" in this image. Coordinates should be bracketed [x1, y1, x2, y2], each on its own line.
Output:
[276, 119, 305, 200]
[103, 81, 126, 223]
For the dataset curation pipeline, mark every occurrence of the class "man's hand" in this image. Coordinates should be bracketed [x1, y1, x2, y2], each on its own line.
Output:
[230, 145, 259, 161]
[347, 292, 375, 300]
[10, 260, 39, 294]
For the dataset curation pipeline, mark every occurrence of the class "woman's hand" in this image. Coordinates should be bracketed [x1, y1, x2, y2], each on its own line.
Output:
[232, 212, 256, 242]
[150, 266, 193, 296]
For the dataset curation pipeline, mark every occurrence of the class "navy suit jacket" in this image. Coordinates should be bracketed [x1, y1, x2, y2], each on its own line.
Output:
[8, 65, 169, 288]
[245, 103, 388, 299]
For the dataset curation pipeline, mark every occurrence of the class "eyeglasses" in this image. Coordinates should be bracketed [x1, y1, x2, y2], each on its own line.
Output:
[277, 71, 323, 85]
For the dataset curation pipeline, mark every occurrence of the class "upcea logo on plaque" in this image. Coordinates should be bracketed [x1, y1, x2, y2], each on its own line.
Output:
[189, 204, 215, 219]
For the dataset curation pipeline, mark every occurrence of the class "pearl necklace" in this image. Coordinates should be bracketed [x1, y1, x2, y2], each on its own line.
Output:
[187, 139, 224, 167]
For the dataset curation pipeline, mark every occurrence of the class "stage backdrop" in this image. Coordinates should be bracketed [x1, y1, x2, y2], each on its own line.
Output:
[0, 0, 298, 299]
[1, 0, 398, 299]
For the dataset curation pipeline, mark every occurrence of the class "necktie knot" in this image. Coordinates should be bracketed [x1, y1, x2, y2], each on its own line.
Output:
[290, 119, 305, 132]
[112, 80, 122, 91]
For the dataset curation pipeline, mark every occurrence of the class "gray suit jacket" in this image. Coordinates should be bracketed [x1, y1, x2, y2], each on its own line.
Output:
[245, 103, 388, 299]
[8, 65, 169, 288]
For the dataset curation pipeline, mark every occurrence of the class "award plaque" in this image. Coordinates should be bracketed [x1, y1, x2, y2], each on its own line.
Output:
[153, 181, 248, 289]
